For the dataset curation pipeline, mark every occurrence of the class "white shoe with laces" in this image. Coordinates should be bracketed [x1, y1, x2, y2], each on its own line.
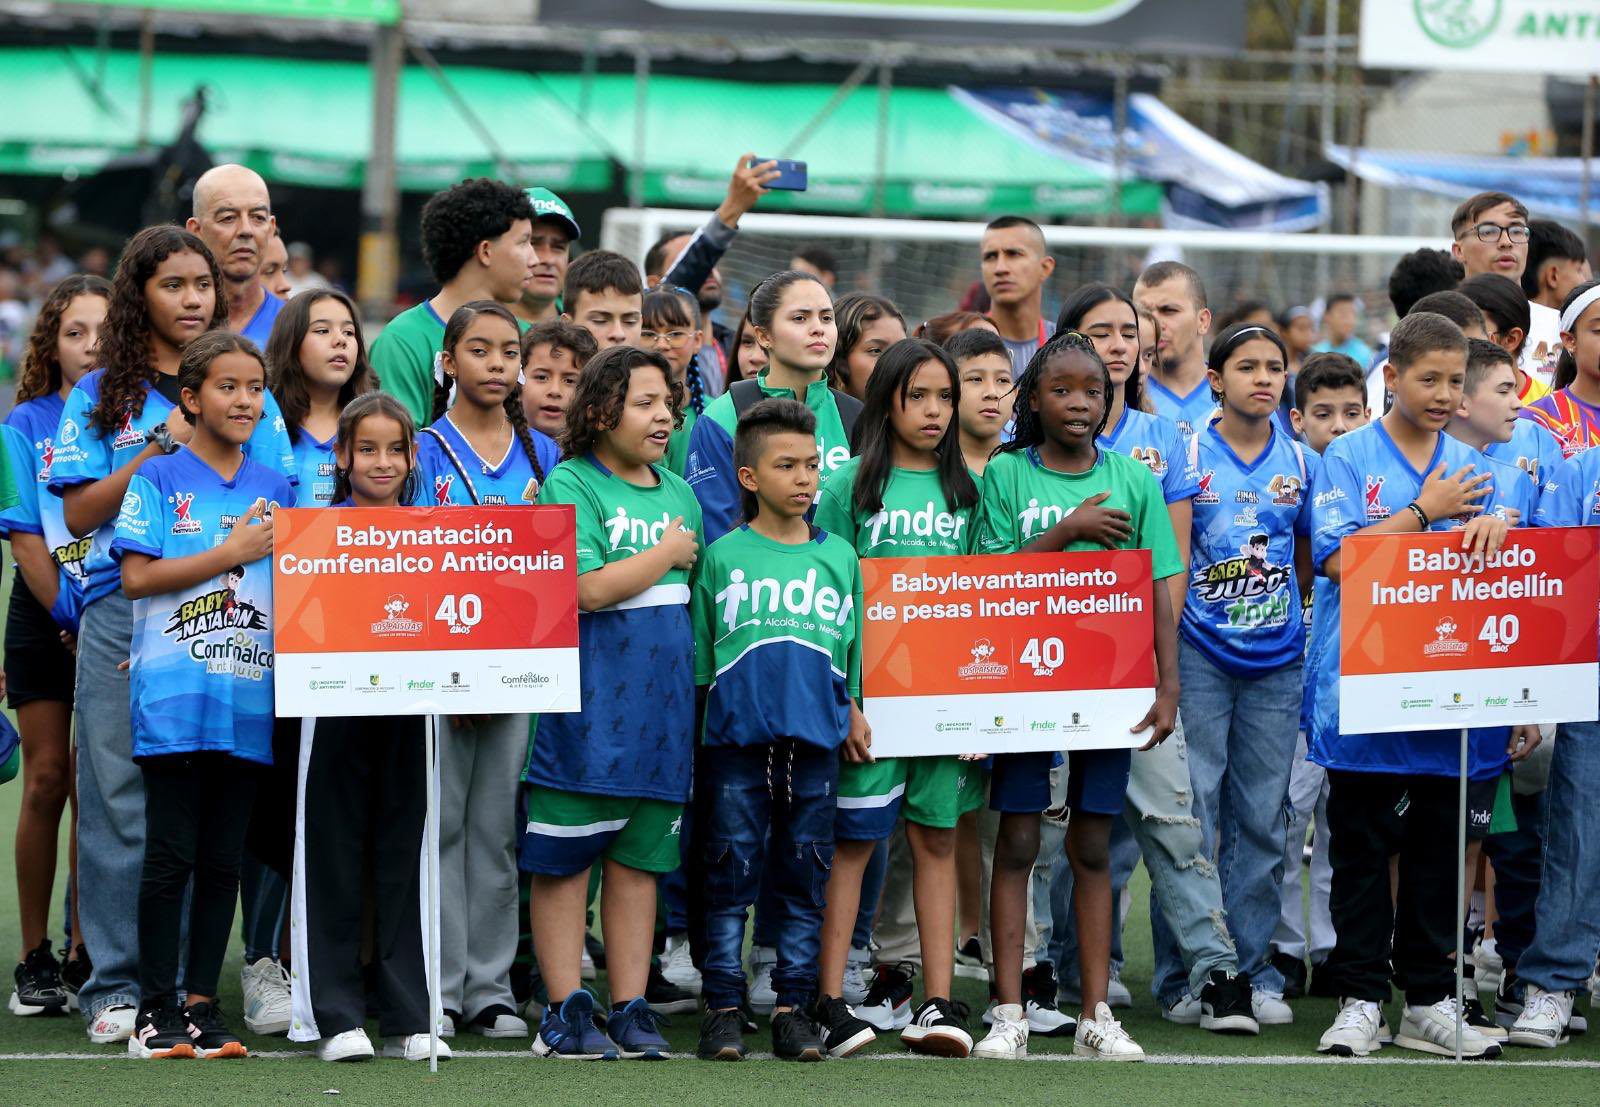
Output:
[1396, 996, 1501, 1058]
[1472, 937, 1503, 993]
[972, 1002, 1028, 1059]
[317, 1028, 375, 1062]
[383, 1033, 452, 1061]
[1508, 986, 1574, 1049]
[1251, 989, 1294, 1025]
[241, 958, 292, 1036]
[747, 946, 777, 1016]
[661, 935, 701, 995]
[1073, 1001, 1144, 1061]
[842, 946, 871, 1006]
[1161, 991, 1202, 1025]
[86, 1004, 137, 1044]
[1318, 997, 1384, 1056]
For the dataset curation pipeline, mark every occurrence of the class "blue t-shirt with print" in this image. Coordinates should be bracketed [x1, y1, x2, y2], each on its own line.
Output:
[1182, 422, 1313, 676]
[290, 429, 338, 508]
[416, 415, 560, 507]
[1307, 421, 1514, 780]
[47, 370, 296, 607]
[1484, 418, 1564, 511]
[0, 393, 90, 629]
[1099, 406, 1201, 504]
[110, 449, 294, 764]
[1147, 377, 1217, 438]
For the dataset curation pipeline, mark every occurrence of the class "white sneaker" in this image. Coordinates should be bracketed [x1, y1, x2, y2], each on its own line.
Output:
[1073, 1001, 1144, 1061]
[1161, 991, 1202, 1025]
[1318, 998, 1384, 1057]
[1396, 997, 1502, 1058]
[1589, 968, 1600, 1007]
[842, 947, 870, 1006]
[661, 935, 702, 995]
[317, 1028, 375, 1062]
[1251, 989, 1294, 1026]
[1472, 937, 1503, 993]
[240, 957, 292, 1036]
[86, 1004, 137, 1044]
[1508, 985, 1574, 1049]
[1106, 968, 1133, 1009]
[383, 1033, 453, 1061]
[438, 1011, 455, 1039]
[467, 1007, 529, 1038]
[747, 946, 777, 1016]
[972, 1002, 1028, 1059]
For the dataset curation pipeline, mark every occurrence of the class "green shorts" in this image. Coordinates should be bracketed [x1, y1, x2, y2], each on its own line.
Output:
[520, 786, 684, 876]
[836, 755, 984, 840]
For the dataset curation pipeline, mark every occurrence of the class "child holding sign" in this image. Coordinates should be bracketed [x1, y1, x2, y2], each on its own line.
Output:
[974, 331, 1181, 1062]
[419, 301, 560, 1040]
[111, 331, 295, 1059]
[524, 345, 702, 1061]
[811, 338, 982, 1059]
[289, 392, 438, 1063]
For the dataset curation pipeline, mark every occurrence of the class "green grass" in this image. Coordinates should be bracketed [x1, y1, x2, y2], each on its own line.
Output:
[1, 557, 1598, 1103]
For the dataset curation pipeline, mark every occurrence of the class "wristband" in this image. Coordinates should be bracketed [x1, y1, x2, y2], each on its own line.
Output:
[1405, 502, 1430, 530]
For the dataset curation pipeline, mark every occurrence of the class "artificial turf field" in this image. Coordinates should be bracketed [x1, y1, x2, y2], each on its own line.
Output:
[0, 577, 1597, 1103]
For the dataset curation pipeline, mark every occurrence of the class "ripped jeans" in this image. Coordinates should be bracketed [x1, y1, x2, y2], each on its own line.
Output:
[698, 740, 837, 1012]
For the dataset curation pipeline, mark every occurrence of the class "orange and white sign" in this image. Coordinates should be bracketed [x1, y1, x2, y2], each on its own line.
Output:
[273, 505, 580, 716]
[1339, 527, 1600, 733]
[862, 551, 1156, 757]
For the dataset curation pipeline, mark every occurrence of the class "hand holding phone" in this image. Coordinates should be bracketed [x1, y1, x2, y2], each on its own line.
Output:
[751, 156, 807, 191]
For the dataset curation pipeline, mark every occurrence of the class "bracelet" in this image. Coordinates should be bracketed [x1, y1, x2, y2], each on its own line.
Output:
[1405, 502, 1430, 530]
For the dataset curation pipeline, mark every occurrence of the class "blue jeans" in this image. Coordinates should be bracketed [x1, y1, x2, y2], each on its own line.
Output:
[749, 815, 882, 953]
[1169, 642, 1300, 995]
[1516, 720, 1600, 995]
[699, 740, 837, 1011]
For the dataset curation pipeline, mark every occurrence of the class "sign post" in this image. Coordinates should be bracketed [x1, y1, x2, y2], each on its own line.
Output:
[1339, 526, 1600, 1061]
[274, 505, 580, 1072]
[861, 550, 1157, 757]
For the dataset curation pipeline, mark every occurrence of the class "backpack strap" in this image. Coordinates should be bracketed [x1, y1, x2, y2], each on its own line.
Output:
[832, 388, 863, 445]
[730, 378, 766, 419]
[418, 426, 481, 506]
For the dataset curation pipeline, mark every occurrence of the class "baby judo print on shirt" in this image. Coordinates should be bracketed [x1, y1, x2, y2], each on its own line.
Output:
[814, 458, 975, 558]
[1182, 424, 1314, 676]
[110, 449, 294, 765]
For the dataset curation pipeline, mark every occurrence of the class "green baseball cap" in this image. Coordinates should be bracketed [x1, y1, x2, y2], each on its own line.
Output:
[525, 187, 580, 240]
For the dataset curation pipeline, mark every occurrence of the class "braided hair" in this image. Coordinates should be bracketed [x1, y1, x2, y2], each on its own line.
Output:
[436, 299, 545, 486]
[643, 285, 706, 417]
[999, 330, 1114, 454]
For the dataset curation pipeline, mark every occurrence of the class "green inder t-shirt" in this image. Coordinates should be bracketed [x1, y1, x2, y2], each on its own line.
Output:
[977, 446, 1183, 579]
[537, 454, 704, 591]
[814, 457, 977, 558]
[370, 300, 532, 429]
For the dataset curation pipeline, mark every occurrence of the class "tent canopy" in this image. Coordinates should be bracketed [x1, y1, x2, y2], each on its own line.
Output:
[1326, 145, 1600, 227]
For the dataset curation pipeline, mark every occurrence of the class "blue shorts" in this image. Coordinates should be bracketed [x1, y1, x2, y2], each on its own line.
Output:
[987, 748, 1132, 816]
[989, 751, 1054, 813]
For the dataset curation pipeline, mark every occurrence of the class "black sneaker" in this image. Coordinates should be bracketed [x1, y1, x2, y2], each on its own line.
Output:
[812, 994, 875, 1058]
[1199, 970, 1260, 1035]
[9, 938, 69, 1017]
[901, 997, 973, 1057]
[183, 1001, 248, 1058]
[697, 1007, 746, 1061]
[956, 934, 982, 966]
[1463, 994, 1508, 1041]
[1020, 961, 1076, 1037]
[645, 960, 697, 1015]
[771, 1008, 824, 1061]
[60, 944, 91, 1012]
[1270, 951, 1307, 1000]
[128, 999, 196, 1059]
[855, 961, 915, 1031]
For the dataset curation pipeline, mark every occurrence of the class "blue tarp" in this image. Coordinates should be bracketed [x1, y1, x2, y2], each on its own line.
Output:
[1326, 145, 1598, 226]
[952, 85, 1328, 232]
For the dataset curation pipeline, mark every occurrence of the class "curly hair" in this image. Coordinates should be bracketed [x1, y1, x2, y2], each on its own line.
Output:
[433, 300, 546, 486]
[420, 179, 534, 287]
[1000, 330, 1113, 454]
[561, 344, 682, 461]
[332, 391, 420, 506]
[15, 274, 111, 404]
[92, 226, 226, 434]
[266, 289, 377, 443]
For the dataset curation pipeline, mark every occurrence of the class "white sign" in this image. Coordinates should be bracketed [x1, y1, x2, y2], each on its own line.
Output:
[1359, 0, 1600, 77]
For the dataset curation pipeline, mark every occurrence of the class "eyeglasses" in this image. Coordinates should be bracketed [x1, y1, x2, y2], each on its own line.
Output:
[641, 329, 695, 346]
[1461, 221, 1531, 244]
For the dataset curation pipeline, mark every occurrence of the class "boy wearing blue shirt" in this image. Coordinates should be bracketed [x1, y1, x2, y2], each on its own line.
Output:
[1450, 339, 1564, 505]
[1307, 313, 1540, 1060]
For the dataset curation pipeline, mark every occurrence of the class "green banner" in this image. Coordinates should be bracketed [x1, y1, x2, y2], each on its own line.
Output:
[80, 0, 400, 23]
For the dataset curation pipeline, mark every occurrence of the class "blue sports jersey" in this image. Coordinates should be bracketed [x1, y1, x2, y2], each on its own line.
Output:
[1533, 447, 1600, 527]
[0, 393, 89, 629]
[289, 429, 338, 508]
[1099, 406, 1201, 504]
[1181, 423, 1313, 676]
[415, 415, 560, 507]
[1147, 377, 1218, 438]
[110, 449, 294, 764]
[240, 292, 283, 350]
[1484, 418, 1564, 508]
[1307, 421, 1514, 780]
[47, 370, 296, 607]
[1299, 575, 1334, 734]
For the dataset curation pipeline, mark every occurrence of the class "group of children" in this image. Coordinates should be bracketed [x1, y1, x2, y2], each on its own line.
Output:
[6, 184, 1600, 1068]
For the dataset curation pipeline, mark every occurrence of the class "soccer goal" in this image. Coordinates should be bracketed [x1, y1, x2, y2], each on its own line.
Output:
[601, 207, 1440, 332]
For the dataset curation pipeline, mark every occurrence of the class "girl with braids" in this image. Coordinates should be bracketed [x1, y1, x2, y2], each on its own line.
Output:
[2, 273, 108, 1016]
[414, 300, 557, 1040]
[525, 345, 700, 1061]
[828, 292, 906, 402]
[641, 285, 708, 476]
[972, 331, 1181, 1063]
[48, 226, 293, 1046]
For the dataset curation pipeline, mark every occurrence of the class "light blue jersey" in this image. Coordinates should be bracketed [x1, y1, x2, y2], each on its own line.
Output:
[1147, 377, 1217, 438]
[289, 429, 339, 508]
[1533, 447, 1600, 527]
[48, 370, 296, 606]
[0, 393, 89, 629]
[1484, 418, 1564, 509]
[240, 292, 283, 350]
[110, 448, 294, 764]
[416, 414, 560, 507]
[1099, 405, 1201, 504]
[1181, 423, 1313, 677]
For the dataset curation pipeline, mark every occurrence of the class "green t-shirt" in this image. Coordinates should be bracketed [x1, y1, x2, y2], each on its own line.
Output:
[690, 525, 863, 749]
[665, 405, 699, 478]
[0, 430, 19, 511]
[976, 446, 1183, 579]
[370, 300, 532, 429]
[814, 457, 976, 559]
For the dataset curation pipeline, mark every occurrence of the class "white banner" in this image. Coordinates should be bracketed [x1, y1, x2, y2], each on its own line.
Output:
[1359, 0, 1600, 77]
[277, 647, 580, 717]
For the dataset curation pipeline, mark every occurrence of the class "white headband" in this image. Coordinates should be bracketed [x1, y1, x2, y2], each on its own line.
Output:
[1560, 284, 1600, 334]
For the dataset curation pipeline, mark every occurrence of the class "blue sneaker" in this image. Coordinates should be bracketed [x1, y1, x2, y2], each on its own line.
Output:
[530, 990, 617, 1060]
[608, 996, 670, 1060]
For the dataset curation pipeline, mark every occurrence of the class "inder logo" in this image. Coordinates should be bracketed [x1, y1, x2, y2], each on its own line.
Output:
[1415, 0, 1501, 49]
